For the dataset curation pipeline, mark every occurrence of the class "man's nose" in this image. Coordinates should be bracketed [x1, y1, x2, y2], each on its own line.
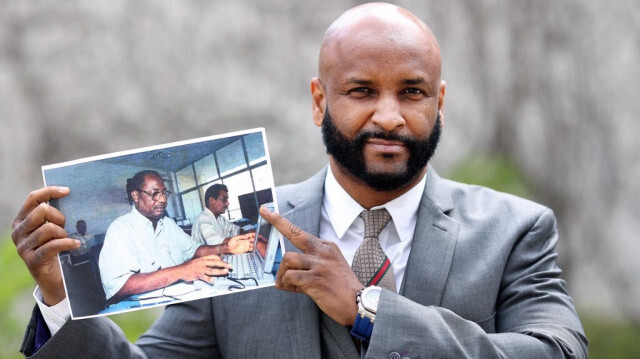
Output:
[371, 94, 405, 132]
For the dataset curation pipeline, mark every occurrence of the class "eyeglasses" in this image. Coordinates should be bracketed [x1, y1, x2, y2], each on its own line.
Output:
[139, 189, 172, 201]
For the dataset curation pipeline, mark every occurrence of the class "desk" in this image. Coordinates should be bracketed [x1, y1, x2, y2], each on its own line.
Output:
[99, 275, 274, 315]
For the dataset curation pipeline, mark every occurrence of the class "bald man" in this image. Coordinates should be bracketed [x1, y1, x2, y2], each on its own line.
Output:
[13, 3, 586, 358]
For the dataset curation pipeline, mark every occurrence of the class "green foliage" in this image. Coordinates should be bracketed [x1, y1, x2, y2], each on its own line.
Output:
[111, 307, 162, 342]
[0, 232, 37, 359]
[582, 315, 640, 358]
[446, 154, 533, 199]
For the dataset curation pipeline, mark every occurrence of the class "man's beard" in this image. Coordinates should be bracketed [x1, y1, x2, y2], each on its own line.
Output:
[321, 108, 441, 192]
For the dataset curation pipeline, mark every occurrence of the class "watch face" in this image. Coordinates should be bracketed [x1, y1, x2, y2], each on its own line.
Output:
[362, 287, 381, 312]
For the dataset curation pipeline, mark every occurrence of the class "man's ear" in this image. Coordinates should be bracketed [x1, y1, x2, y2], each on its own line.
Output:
[310, 77, 326, 127]
[131, 191, 140, 203]
[438, 80, 446, 127]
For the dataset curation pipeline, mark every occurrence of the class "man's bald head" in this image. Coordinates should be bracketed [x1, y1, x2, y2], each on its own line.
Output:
[309, 2, 446, 199]
[318, 3, 442, 84]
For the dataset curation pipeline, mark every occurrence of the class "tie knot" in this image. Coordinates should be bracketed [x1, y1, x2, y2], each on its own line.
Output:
[359, 208, 391, 240]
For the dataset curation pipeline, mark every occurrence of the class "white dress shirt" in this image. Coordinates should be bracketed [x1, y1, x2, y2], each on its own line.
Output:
[319, 166, 427, 292]
[99, 207, 200, 300]
[191, 207, 241, 245]
[33, 288, 69, 336]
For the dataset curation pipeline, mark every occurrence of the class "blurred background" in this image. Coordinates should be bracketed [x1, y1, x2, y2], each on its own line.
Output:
[1, 1, 638, 357]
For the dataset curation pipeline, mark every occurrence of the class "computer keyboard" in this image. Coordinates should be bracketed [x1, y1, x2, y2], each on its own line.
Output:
[224, 253, 261, 280]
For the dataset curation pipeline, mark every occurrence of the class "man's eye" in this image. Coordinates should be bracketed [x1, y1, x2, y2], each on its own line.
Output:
[402, 88, 425, 99]
[403, 88, 423, 95]
[348, 87, 374, 97]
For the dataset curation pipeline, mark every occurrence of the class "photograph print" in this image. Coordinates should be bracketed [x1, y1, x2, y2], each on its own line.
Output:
[42, 128, 284, 319]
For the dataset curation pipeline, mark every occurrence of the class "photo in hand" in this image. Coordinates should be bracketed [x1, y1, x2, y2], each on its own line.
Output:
[42, 128, 284, 319]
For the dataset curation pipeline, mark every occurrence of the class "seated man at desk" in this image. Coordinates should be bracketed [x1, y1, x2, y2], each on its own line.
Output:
[68, 220, 94, 257]
[99, 170, 255, 305]
[191, 183, 247, 245]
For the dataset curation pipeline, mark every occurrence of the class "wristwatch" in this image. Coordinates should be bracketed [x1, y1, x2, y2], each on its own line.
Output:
[350, 286, 382, 342]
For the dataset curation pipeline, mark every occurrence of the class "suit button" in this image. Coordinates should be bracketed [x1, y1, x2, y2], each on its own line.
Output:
[389, 352, 401, 359]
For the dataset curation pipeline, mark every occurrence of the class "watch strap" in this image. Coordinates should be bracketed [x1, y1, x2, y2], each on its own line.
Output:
[350, 313, 374, 342]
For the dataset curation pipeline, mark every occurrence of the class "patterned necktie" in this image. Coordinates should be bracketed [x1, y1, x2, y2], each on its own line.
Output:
[351, 208, 396, 292]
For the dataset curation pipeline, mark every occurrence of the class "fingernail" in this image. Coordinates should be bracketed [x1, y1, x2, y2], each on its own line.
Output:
[74, 240, 82, 247]
[261, 205, 272, 213]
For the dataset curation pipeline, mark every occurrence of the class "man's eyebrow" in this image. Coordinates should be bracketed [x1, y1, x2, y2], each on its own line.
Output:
[343, 77, 429, 87]
[345, 77, 373, 85]
[345, 77, 428, 85]
[403, 77, 427, 85]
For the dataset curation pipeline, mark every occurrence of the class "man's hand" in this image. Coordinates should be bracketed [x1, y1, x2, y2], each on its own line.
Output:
[225, 233, 255, 254]
[259, 206, 362, 326]
[177, 254, 231, 282]
[11, 187, 80, 306]
[111, 255, 232, 302]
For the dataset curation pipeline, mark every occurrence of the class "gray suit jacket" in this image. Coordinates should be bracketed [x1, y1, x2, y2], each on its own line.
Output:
[22, 167, 587, 358]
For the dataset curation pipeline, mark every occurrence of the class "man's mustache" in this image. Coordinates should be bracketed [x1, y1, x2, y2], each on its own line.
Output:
[354, 131, 417, 147]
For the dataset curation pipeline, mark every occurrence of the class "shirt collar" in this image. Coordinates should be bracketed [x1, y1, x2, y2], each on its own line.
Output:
[323, 166, 426, 241]
[130, 206, 164, 228]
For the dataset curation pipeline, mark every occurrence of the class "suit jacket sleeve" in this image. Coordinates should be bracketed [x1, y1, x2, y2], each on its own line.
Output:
[21, 298, 220, 359]
[21, 310, 148, 358]
[365, 209, 588, 358]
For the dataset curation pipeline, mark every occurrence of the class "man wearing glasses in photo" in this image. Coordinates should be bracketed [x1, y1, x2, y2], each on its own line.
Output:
[98, 170, 255, 304]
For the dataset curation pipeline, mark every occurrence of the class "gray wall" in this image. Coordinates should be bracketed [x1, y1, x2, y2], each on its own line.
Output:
[1, 0, 638, 321]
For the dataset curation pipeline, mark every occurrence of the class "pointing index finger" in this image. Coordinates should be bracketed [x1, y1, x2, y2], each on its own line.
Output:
[259, 205, 319, 254]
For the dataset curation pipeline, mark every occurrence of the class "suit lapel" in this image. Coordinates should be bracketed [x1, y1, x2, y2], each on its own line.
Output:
[280, 188, 323, 359]
[277, 168, 358, 359]
[400, 167, 460, 307]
